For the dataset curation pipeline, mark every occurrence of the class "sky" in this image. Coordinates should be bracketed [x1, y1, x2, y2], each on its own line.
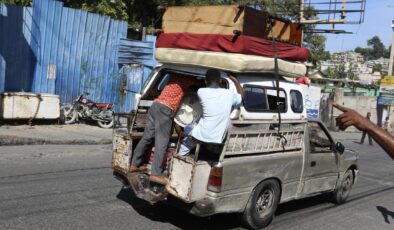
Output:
[323, 0, 394, 53]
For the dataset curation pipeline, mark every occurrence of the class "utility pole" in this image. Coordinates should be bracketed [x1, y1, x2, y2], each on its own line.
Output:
[389, 19, 394, 76]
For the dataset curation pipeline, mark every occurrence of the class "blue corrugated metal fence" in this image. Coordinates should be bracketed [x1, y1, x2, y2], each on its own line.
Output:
[117, 35, 157, 111]
[0, 4, 37, 92]
[0, 0, 141, 112]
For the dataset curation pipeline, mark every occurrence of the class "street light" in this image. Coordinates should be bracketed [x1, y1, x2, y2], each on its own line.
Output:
[389, 19, 394, 76]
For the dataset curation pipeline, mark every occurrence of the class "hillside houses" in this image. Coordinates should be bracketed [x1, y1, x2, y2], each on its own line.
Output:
[319, 51, 389, 84]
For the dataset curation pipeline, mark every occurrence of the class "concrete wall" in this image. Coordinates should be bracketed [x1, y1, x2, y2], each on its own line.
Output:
[321, 88, 394, 132]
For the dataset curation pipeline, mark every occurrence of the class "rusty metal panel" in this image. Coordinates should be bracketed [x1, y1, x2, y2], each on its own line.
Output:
[168, 156, 194, 201]
[112, 129, 131, 174]
[167, 156, 211, 203]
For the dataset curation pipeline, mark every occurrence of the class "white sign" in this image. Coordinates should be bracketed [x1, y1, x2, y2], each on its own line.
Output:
[301, 85, 321, 118]
[47, 64, 56, 80]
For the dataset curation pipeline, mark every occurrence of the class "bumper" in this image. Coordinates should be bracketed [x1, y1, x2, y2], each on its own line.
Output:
[165, 192, 250, 217]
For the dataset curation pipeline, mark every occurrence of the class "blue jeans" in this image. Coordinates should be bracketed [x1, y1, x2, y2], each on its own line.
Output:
[179, 124, 198, 155]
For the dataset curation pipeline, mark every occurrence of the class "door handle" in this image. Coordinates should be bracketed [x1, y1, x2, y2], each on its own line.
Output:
[310, 161, 316, 167]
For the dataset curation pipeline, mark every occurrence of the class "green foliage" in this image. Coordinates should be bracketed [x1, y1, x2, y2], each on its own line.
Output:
[372, 63, 382, 73]
[325, 64, 345, 79]
[347, 70, 358, 81]
[63, 0, 128, 21]
[304, 33, 330, 65]
[0, 0, 31, 6]
[354, 36, 390, 60]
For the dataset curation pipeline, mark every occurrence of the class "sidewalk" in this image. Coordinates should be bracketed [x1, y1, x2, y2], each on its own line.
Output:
[0, 124, 386, 146]
[0, 124, 113, 146]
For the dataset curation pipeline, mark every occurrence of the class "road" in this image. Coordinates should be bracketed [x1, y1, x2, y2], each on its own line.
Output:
[0, 140, 393, 230]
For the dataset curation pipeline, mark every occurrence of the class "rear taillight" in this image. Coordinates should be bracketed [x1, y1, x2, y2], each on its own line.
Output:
[207, 162, 223, 192]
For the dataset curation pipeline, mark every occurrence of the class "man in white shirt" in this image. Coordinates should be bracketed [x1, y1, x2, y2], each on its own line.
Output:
[179, 69, 243, 155]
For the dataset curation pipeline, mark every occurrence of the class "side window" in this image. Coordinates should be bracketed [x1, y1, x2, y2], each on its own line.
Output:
[308, 122, 333, 153]
[243, 85, 286, 112]
[266, 89, 286, 112]
[290, 90, 303, 113]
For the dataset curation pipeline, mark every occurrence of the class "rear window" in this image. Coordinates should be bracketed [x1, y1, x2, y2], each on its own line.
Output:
[243, 85, 287, 112]
[290, 90, 303, 113]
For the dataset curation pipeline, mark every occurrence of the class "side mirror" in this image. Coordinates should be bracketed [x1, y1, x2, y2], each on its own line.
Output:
[335, 142, 345, 154]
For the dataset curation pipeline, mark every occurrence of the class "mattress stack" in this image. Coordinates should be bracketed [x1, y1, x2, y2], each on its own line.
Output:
[155, 5, 309, 76]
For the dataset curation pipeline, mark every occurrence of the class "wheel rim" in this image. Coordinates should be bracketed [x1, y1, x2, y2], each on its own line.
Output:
[62, 105, 73, 116]
[65, 111, 76, 122]
[256, 188, 274, 218]
[98, 118, 113, 128]
[341, 174, 352, 197]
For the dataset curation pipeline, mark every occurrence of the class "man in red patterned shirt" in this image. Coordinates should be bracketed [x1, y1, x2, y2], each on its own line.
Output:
[130, 73, 195, 185]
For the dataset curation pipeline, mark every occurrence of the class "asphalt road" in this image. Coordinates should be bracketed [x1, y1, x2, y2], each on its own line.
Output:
[0, 139, 393, 230]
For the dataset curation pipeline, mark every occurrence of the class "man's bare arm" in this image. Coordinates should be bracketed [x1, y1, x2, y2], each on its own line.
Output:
[228, 75, 245, 99]
[333, 103, 394, 159]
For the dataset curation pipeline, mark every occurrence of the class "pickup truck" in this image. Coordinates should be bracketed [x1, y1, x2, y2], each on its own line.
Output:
[112, 60, 359, 229]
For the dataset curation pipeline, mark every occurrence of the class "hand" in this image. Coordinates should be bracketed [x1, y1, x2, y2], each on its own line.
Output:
[333, 103, 371, 131]
[228, 75, 239, 83]
[228, 75, 245, 99]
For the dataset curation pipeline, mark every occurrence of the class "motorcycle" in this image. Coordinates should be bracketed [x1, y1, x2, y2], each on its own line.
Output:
[61, 93, 114, 128]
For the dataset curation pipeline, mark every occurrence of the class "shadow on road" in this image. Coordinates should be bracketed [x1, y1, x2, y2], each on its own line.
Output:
[275, 194, 331, 216]
[116, 188, 336, 230]
[377, 206, 394, 224]
[116, 187, 243, 230]
[117, 184, 394, 229]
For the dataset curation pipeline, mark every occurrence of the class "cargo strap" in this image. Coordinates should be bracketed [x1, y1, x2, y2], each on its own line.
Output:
[269, 17, 287, 150]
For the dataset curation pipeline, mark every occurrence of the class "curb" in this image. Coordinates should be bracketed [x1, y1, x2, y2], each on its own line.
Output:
[0, 135, 112, 146]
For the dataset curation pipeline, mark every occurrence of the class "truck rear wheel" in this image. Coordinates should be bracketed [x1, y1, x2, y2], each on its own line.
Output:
[242, 179, 280, 229]
[332, 169, 354, 204]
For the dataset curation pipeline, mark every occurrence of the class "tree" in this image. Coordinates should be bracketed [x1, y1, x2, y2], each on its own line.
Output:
[0, 0, 31, 6]
[303, 33, 330, 65]
[354, 36, 389, 60]
[62, 0, 128, 21]
[367, 36, 387, 59]
[326, 64, 345, 79]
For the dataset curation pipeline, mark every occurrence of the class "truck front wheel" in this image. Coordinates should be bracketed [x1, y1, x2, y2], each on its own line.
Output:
[242, 179, 280, 229]
[332, 169, 354, 204]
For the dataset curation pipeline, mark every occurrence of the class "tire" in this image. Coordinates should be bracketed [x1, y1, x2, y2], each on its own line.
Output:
[332, 169, 354, 204]
[97, 115, 114, 128]
[242, 179, 280, 230]
[61, 104, 77, 124]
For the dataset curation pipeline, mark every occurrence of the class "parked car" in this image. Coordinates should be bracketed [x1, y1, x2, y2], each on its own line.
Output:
[111, 60, 359, 229]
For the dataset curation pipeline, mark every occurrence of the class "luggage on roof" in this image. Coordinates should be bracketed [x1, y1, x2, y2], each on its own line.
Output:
[155, 48, 307, 77]
[161, 5, 302, 45]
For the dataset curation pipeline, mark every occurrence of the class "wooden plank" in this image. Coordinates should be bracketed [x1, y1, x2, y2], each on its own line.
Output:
[162, 5, 269, 38]
[163, 5, 246, 26]
[268, 20, 291, 41]
[290, 23, 303, 44]
[162, 21, 242, 35]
